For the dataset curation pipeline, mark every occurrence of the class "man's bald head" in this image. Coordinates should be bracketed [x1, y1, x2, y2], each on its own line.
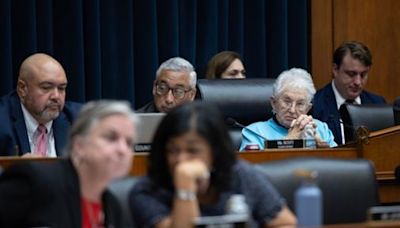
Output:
[17, 53, 68, 124]
[18, 53, 65, 81]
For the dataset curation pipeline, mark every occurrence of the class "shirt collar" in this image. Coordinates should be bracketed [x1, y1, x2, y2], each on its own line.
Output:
[20, 103, 53, 134]
[272, 115, 289, 129]
[331, 81, 361, 109]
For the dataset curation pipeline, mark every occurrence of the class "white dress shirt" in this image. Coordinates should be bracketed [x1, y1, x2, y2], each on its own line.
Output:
[20, 104, 57, 157]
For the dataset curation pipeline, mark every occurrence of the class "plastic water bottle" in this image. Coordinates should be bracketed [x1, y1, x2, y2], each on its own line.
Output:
[226, 194, 249, 215]
[294, 169, 323, 226]
[225, 194, 250, 226]
[303, 124, 316, 148]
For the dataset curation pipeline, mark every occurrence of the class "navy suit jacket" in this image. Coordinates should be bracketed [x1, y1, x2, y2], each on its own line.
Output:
[312, 83, 386, 145]
[0, 159, 122, 227]
[0, 91, 81, 156]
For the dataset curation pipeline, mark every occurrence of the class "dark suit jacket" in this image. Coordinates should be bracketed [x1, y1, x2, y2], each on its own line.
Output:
[0, 159, 122, 227]
[136, 101, 159, 113]
[0, 91, 81, 156]
[312, 83, 386, 145]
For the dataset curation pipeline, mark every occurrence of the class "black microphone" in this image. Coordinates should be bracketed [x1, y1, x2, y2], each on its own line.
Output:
[225, 117, 269, 141]
[328, 113, 361, 143]
[225, 117, 245, 129]
[393, 97, 400, 125]
[395, 166, 400, 183]
[328, 114, 351, 126]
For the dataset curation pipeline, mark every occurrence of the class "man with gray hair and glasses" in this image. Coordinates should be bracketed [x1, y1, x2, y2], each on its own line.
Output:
[137, 57, 197, 113]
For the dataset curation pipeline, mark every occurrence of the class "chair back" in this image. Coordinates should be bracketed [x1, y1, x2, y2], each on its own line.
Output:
[339, 103, 394, 142]
[196, 78, 275, 125]
[108, 177, 139, 228]
[255, 157, 379, 224]
[196, 79, 275, 149]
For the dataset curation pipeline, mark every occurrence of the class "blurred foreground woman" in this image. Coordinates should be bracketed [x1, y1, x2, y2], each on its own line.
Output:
[0, 100, 137, 228]
[130, 101, 296, 228]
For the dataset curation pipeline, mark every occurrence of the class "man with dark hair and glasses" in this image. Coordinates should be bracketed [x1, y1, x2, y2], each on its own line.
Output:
[137, 57, 197, 113]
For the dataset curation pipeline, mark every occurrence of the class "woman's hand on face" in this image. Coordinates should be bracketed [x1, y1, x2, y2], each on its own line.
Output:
[173, 160, 210, 194]
[287, 114, 315, 139]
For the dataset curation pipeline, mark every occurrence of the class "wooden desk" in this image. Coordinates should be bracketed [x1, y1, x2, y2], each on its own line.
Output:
[1, 126, 399, 204]
[129, 146, 398, 204]
[0, 148, 359, 176]
[323, 221, 400, 227]
[130, 147, 358, 176]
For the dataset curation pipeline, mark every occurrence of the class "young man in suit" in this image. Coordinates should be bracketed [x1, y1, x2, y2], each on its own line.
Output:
[0, 53, 81, 156]
[313, 41, 386, 145]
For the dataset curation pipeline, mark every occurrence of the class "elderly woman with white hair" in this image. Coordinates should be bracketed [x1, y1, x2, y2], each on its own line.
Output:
[0, 100, 137, 227]
[240, 68, 337, 151]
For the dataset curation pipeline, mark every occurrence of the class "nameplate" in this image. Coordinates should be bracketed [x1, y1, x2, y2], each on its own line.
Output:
[134, 143, 151, 152]
[368, 206, 400, 221]
[265, 139, 315, 149]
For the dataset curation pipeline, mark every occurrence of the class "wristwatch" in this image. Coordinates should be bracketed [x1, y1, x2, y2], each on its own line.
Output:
[175, 189, 197, 201]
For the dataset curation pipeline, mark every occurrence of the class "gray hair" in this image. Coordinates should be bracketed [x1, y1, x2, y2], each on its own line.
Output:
[64, 100, 137, 156]
[156, 57, 197, 88]
[272, 68, 316, 102]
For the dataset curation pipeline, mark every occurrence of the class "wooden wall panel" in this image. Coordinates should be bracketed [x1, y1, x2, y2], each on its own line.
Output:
[311, 0, 333, 90]
[311, 0, 400, 102]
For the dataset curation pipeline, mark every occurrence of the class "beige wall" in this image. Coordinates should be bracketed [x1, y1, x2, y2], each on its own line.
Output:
[311, 0, 400, 102]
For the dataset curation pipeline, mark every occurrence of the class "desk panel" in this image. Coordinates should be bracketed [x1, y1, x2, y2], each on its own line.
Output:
[1, 146, 398, 204]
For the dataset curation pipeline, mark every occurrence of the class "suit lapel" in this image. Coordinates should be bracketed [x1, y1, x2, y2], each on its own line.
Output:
[10, 95, 30, 154]
[53, 112, 69, 156]
[360, 92, 370, 104]
[324, 85, 343, 144]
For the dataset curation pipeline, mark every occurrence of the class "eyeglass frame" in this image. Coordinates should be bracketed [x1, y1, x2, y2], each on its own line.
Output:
[278, 97, 311, 112]
[154, 81, 193, 100]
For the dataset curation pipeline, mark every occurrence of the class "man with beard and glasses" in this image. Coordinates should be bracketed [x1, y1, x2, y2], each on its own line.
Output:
[0, 53, 81, 157]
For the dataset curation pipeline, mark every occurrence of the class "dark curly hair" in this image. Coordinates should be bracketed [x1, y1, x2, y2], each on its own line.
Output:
[148, 101, 236, 194]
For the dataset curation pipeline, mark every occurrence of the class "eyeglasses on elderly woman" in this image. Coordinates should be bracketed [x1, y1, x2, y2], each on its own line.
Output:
[278, 97, 311, 112]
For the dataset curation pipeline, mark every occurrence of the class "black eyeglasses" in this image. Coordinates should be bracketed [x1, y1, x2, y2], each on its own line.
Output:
[155, 82, 192, 99]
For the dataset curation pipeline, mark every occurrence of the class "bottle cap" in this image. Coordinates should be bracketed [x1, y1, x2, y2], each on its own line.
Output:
[293, 169, 318, 181]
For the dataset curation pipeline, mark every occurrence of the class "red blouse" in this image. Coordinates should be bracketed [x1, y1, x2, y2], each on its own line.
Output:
[81, 197, 104, 228]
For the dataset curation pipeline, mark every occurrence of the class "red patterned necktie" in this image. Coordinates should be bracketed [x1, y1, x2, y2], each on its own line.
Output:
[36, 124, 48, 156]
